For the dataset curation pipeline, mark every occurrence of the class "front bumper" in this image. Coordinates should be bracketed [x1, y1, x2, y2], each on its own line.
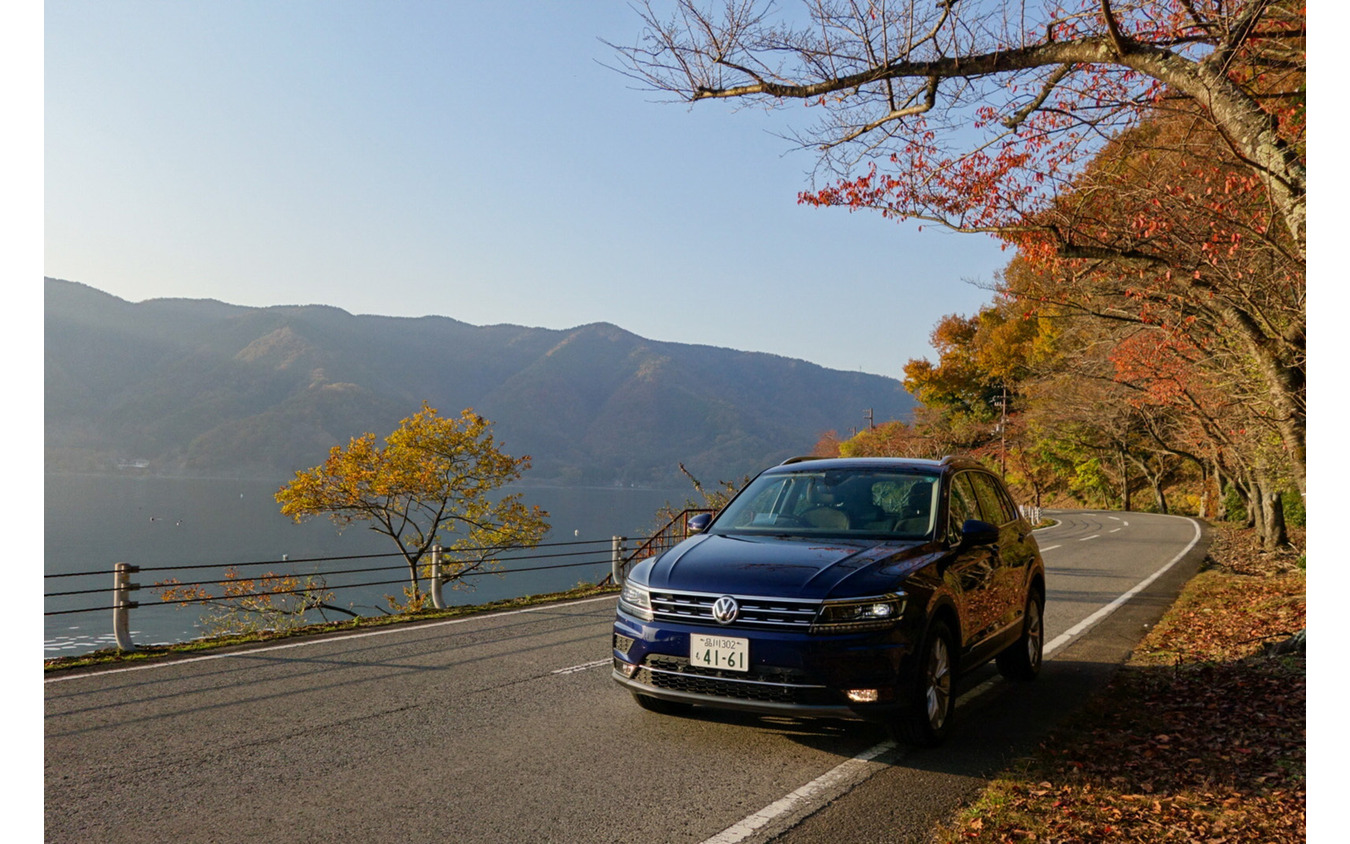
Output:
[611, 665, 869, 719]
[612, 609, 916, 721]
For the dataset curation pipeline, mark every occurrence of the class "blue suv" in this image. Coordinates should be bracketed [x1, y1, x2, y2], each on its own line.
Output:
[612, 456, 1045, 745]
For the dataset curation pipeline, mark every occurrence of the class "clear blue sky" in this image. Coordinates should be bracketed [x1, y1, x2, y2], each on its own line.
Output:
[40, 0, 1011, 379]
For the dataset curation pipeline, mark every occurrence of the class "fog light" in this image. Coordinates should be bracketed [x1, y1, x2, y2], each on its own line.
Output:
[846, 688, 880, 703]
[616, 659, 638, 678]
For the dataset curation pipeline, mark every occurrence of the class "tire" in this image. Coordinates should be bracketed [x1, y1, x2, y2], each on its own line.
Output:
[631, 692, 690, 715]
[890, 619, 957, 747]
[996, 588, 1044, 681]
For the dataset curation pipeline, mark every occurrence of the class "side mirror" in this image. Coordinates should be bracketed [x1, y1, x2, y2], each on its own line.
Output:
[688, 512, 713, 534]
[960, 518, 1000, 547]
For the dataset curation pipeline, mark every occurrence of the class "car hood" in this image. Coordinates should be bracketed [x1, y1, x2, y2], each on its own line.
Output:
[639, 532, 932, 600]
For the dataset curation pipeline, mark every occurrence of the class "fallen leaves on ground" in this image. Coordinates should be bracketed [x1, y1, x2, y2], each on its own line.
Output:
[936, 523, 1305, 843]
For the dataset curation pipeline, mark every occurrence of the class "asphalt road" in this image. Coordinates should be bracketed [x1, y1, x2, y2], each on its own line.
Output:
[44, 510, 1207, 843]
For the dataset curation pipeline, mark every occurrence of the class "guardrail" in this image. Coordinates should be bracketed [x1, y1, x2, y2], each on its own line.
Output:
[45, 536, 634, 653]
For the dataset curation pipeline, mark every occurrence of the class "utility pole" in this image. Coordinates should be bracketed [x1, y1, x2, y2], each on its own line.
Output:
[993, 386, 1008, 477]
[864, 408, 874, 430]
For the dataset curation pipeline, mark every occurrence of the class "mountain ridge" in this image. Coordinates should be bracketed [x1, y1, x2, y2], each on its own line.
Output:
[44, 277, 917, 485]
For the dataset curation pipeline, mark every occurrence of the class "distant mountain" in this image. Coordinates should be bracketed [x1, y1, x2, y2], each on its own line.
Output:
[44, 278, 917, 485]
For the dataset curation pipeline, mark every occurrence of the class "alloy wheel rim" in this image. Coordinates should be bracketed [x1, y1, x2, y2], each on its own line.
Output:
[925, 636, 951, 729]
[1027, 600, 1043, 669]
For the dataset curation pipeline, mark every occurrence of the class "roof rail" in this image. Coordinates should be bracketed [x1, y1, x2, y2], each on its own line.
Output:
[778, 455, 823, 465]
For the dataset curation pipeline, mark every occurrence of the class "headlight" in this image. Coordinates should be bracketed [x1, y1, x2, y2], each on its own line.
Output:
[811, 594, 905, 633]
[619, 580, 653, 620]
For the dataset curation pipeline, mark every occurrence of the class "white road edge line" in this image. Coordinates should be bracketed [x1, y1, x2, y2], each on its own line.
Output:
[701, 740, 896, 844]
[1043, 517, 1201, 659]
[699, 515, 1202, 844]
[44, 594, 621, 684]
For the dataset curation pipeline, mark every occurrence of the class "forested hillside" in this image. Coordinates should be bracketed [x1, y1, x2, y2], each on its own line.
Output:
[45, 278, 915, 485]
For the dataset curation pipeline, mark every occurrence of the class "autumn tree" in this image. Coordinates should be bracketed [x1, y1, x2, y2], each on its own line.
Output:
[999, 101, 1304, 546]
[276, 404, 549, 609]
[811, 429, 843, 457]
[618, 0, 1303, 540]
[615, 0, 1304, 253]
[1006, 104, 1304, 486]
[616, 0, 1303, 478]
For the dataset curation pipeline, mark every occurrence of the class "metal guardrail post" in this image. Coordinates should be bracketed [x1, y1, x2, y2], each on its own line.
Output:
[113, 562, 140, 651]
[430, 544, 445, 609]
[611, 536, 627, 586]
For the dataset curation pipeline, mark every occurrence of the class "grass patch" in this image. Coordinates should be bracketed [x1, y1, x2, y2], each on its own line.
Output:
[44, 582, 619, 674]
[935, 523, 1306, 843]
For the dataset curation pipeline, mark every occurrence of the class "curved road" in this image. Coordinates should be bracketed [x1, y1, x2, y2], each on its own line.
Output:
[44, 511, 1207, 843]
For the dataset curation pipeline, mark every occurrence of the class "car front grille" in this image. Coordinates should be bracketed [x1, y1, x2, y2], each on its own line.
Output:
[649, 590, 821, 632]
[628, 655, 833, 706]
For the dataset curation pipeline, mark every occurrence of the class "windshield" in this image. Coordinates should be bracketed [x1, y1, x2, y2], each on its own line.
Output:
[711, 469, 940, 539]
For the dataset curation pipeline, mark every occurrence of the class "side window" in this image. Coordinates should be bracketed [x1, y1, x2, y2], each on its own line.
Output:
[947, 474, 980, 542]
[970, 472, 1017, 525]
[995, 483, 1022, 524]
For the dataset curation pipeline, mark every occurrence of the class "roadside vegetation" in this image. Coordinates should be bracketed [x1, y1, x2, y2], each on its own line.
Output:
[936, 523, 1305, 843]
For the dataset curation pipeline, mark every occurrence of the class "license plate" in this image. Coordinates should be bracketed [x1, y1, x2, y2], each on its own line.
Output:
[690, 634, 749, 672]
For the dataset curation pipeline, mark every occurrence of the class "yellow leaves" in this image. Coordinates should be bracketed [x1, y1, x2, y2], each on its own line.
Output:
[156, 578, 211, 604]
[383, 585, 429, 614]
[274, 402, 550, 604]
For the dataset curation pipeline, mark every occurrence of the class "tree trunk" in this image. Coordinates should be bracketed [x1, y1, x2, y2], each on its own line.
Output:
[1256, 478, 1289, 552]
[1247, 473, 1289, 551]
[1119, 448, 1132, 512]
[1150, 476, 1169, 515]
[1201, 462, 1222, 520]
[1231, 475, 1256, 529]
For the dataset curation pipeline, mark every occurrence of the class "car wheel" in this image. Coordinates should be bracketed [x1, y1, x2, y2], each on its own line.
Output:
[890, 619, 956, 747]
[996, 588, 1044, 681]
[631, 692, 690, 715]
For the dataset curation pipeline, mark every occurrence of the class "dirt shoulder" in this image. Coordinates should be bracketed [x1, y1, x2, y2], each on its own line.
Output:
[935, 523, 1306, 842]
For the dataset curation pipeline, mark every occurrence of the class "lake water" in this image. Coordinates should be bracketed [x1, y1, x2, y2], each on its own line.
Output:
[44, 474, 691, 657]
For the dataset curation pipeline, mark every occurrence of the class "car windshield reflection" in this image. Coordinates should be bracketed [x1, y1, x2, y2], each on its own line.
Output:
[710, 470, 940, 539]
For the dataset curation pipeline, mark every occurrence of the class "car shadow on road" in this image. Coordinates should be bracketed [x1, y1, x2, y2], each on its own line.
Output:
[639, 654, 1123, 761]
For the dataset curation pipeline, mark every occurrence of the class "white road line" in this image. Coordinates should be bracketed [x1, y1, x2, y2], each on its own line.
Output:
[1039, 544, 1062, 552]
[44, 595, 620, 684]
[702, 515, 1203, 844]
[1043, 517, 1201, 658]
[552, 659, 610, 675]
[1079, 534, 1101, 541]
[701, 741, 896, 844]
[1110, 528, 1122, 533]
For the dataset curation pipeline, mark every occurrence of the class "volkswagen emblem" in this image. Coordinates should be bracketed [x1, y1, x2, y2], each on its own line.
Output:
[712, 595, 739, 625]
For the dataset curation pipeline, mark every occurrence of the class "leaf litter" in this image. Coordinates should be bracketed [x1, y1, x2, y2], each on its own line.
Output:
[935, 524, 1305, 843]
